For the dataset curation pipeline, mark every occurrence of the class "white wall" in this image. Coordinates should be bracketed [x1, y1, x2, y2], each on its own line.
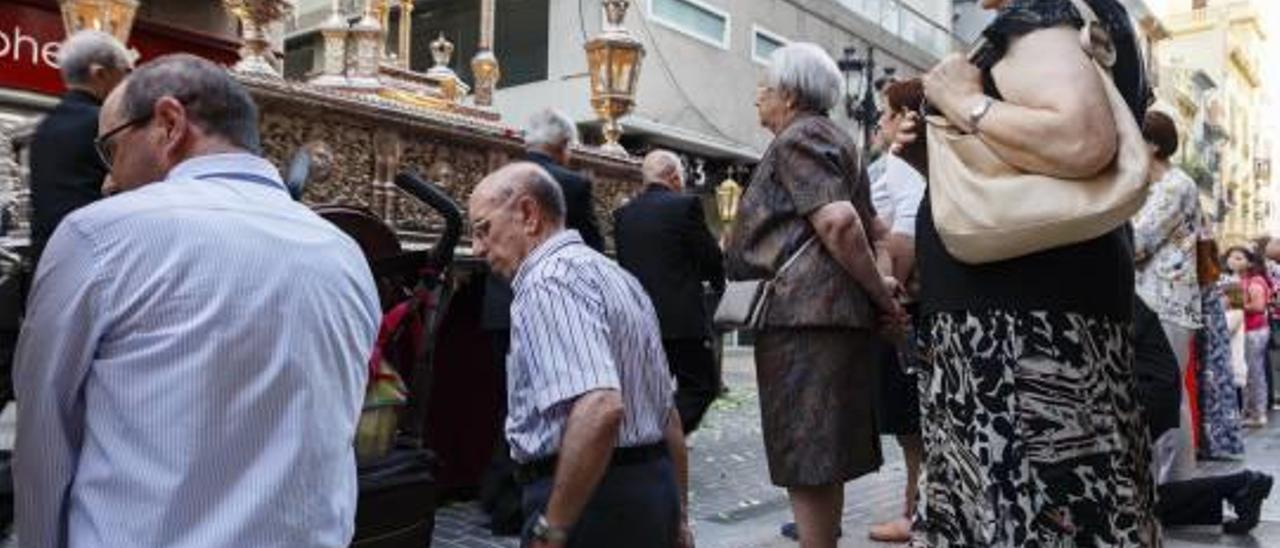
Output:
[495, 0, 947, 157]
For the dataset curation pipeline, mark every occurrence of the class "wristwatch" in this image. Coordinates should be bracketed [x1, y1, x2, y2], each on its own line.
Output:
[967, 96, 996, 134]
[531, 513, 570, 544]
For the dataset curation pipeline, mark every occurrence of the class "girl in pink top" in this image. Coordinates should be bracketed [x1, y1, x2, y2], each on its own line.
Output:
[1227, 246, 1272, 426]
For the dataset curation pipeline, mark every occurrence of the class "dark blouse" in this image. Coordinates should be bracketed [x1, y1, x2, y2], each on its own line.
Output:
[917, 0, 1150, 320]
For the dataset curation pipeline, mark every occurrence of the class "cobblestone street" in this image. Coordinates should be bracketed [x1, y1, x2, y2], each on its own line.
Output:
[432, 349, 1280, 548]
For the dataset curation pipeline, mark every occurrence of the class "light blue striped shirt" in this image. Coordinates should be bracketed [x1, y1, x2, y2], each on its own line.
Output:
[505, 230, 674, 463]
[14, 153, 381, 547]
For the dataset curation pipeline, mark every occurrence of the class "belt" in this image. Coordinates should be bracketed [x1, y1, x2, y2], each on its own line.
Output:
[515, 442, 668, 484]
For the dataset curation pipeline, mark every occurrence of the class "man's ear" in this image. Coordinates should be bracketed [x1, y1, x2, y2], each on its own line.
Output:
[517, 196, 539, 235]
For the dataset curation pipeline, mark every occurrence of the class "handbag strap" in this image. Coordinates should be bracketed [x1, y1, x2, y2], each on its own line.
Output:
[777, 236, 816, 277]
[963, 0, 1112, 65]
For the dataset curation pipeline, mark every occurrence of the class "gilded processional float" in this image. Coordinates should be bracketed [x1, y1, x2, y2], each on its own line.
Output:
[18, 0, 654, 495]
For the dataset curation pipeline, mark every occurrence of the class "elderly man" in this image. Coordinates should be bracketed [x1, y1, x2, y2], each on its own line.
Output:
[14, 54, 380, 547]
[613, 150, 723, 434]
[482, 108, 604, 356]
[28, 30, 133, 266]
[478, 109, 605, 533]
[470, 162, 691, 547]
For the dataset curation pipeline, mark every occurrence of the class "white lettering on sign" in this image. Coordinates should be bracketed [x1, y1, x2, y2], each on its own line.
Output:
[0, 25, 61, 68]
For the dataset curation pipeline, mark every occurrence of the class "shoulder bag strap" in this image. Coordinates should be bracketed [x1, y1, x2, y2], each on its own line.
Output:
[776, 236, 816, 277]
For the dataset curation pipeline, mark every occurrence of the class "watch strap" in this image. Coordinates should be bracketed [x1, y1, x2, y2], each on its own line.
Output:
[968, 96, 995, 134]
[533, 514, 570, 543]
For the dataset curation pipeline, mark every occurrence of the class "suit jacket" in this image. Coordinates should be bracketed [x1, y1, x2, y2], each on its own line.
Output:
[614, 185, 724, 340]
[481, 151, 604, 329]
[29, 90, 107, 265]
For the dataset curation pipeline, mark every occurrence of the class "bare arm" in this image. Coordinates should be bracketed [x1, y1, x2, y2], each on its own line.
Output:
[543, 390, 625, 530]
[886, 233, 916, 290]
[662, 409, 690, 522]
[809, 202, 896, 312]
[1245, 281, 1268, 314]
[925, 26, 1118, 178]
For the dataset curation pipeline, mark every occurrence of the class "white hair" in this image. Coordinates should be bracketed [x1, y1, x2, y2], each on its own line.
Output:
[766, 43, 844, 113]
[58, 30, 131, 86]
[642, 149, 684, 187]
[524, 108, 579, 149]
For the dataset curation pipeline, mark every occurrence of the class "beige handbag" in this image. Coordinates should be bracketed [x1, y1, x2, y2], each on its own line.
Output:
[926, 0, 1150, 264]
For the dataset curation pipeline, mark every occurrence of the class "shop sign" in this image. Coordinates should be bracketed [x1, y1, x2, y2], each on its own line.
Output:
[0, 2, 238, 97]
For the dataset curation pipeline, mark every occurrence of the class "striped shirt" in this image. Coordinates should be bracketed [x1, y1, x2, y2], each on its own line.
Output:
[14, 153, 381, 547]
[505, 230, 675, 463]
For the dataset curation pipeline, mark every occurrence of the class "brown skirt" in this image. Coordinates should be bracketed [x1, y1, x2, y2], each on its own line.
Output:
[755, 327, 882, 487]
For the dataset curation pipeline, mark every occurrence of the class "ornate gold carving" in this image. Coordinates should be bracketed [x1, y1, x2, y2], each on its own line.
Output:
[243, 74, 642, 249]
[222, 0, 294, 78]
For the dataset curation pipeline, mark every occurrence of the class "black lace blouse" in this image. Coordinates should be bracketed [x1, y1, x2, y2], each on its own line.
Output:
[916, 0, 1150, 320]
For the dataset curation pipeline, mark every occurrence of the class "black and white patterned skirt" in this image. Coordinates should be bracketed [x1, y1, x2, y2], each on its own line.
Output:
[910, 310, 1161, 547]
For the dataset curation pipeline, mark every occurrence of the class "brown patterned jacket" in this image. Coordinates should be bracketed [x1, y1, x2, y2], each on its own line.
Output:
[725, 113, 877, 329]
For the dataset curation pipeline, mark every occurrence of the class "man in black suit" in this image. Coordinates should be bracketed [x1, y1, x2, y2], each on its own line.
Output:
[28, 30, 133, 267]
[478, 108, 603, 534]
[614, 150, 724, 433]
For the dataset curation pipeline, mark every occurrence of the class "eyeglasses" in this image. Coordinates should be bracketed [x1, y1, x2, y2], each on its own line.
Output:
[94, 112, 153, 171]
[470, 193, 522, 241]
[94, 95, 192, 170]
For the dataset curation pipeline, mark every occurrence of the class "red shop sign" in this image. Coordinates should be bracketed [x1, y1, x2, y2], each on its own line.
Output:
[0, 1, 240, 97]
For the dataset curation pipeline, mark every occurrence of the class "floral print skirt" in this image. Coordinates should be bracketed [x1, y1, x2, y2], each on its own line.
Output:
[911, 310, 1160, 547]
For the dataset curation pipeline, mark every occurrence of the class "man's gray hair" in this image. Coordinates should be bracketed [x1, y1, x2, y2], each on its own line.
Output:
[642, 149, 684, 187]
[766, 42, 844, 113]
[122, 54, 261, 153]
[525, 108, 579, 149]
[59, 30, 131, 86]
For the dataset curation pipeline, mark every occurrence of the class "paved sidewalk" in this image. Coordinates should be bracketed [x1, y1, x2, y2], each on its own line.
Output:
[432, 349, 1280, 548]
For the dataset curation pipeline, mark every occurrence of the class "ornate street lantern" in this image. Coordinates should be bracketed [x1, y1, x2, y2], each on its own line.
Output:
[58, 0, 139, 43]
[585, 0, 644, 155]
[715, 177, 742, 223]
[222, 0, 295, 78]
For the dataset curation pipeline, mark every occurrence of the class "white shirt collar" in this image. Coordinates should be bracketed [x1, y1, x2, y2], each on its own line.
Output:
[164, 152, 284, 190]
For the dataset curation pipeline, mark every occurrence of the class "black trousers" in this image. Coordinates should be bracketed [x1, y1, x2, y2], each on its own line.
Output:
[1157, 472, 1250, 526]
[663, 338, 719, 434]
[520, 457, 680, 548]
[479, 330, 523, 534]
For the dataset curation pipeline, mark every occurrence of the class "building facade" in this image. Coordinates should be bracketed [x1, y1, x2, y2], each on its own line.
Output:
[1154, 0, 1270, 244]
[286, 0, 957, 189]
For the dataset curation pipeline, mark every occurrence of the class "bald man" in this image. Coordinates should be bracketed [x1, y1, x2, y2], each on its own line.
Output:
[469, 163, 692, 547]
[613, 150, 725, 434]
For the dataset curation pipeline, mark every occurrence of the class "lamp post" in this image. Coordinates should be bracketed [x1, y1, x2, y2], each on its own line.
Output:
[837, 46, 896, 156]
[58, 0, 139, 43]
[715, 173, 743, 247]
[585, 0, 645, 155]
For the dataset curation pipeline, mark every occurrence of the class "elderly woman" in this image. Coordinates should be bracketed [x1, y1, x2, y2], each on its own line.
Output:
[725, 43, 902, 547]
[903, 0, 1161, 545]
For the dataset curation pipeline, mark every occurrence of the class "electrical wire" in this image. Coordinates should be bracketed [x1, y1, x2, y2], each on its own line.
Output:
[577, 0, 589, 45]
[631, 6, 743, 146]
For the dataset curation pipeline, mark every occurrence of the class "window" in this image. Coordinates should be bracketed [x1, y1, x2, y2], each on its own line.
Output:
[649, 0, 730, 50]
[752, 26, 787, 64]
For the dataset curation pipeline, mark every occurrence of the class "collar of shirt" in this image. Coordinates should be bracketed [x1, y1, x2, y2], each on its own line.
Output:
[512, 229, 583, 291]
[164, 152, 286, 191]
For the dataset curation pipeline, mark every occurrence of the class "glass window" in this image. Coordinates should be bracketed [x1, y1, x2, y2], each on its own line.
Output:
[406, 0, 548, 89]
[649, 0, 730, 49]
[752, 27, 786, 64]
